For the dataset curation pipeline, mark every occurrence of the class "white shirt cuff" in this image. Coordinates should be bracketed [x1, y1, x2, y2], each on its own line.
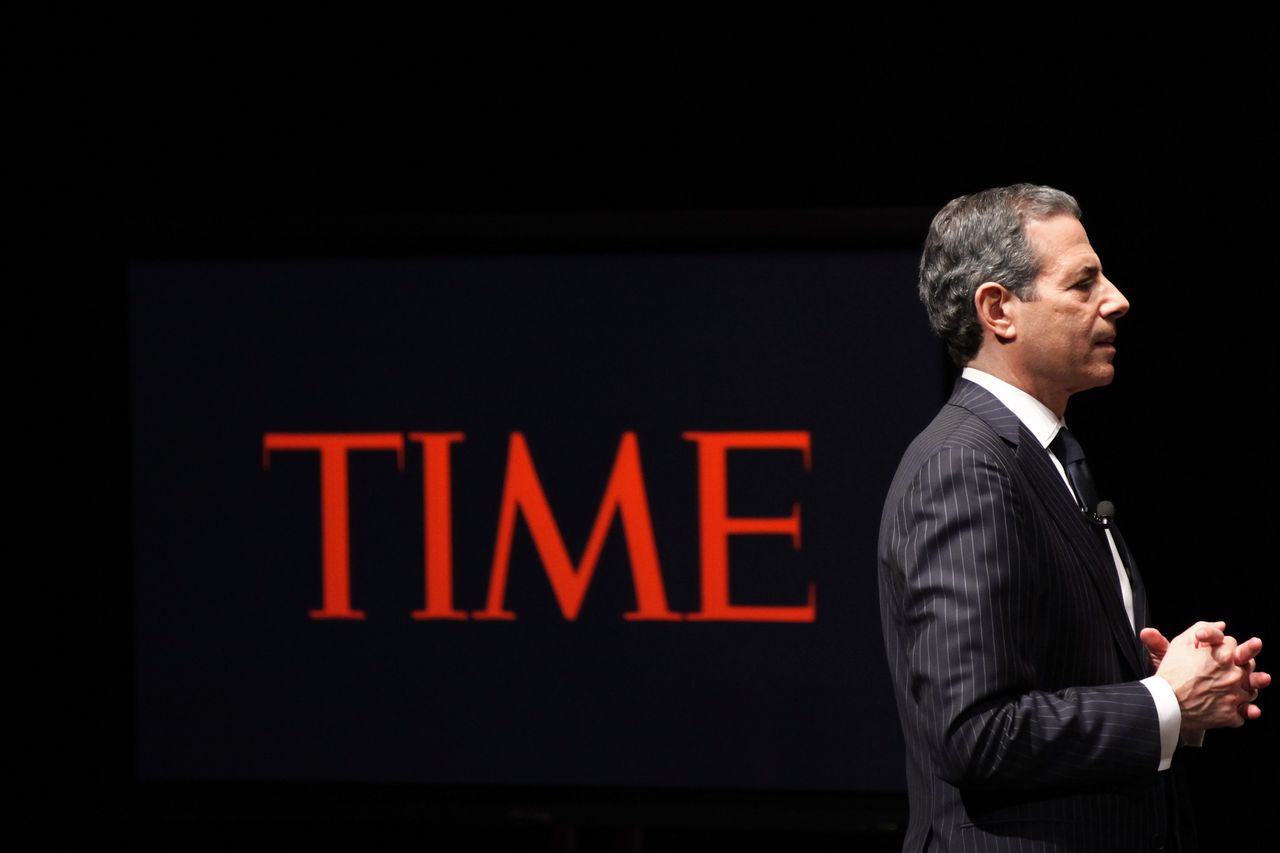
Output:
[1141, 675, 1181, 771]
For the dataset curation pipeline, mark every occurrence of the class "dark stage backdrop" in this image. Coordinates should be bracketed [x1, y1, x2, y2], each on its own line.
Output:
[130, 249, 943, 791]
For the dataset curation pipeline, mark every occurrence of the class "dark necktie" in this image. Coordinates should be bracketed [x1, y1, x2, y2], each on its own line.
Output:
[1050, 427, 1143, 627]
[1048, 427, 1099, 514]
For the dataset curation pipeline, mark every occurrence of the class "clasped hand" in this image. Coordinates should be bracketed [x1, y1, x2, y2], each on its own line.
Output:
[1140, 621, 1269, 734]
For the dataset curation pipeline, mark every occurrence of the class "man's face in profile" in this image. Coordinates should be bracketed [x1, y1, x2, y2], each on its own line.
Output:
[1008, 214, 1131, 403]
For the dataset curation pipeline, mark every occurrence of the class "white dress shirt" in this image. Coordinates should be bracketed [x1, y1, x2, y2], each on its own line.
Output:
[961, 367, 1181, 770]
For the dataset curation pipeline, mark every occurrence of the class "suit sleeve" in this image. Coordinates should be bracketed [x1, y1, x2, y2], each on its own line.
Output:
[887, 443, 1161, 789]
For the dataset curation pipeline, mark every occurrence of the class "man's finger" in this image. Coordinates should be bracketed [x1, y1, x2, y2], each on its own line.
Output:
[1233, 637, 1262, 665]
[1140, 628, 1169, 653]
[1211, 636, 1240, 664]
[1193, 621, 1227, 646]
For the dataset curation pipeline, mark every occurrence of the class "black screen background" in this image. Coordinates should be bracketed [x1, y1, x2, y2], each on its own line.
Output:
[131, 250, 935, 789]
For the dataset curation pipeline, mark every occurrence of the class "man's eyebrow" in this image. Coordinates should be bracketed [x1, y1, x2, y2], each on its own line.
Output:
[1074, 264, 1100, 278]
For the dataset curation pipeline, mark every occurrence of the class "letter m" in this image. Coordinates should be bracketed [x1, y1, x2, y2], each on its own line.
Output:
[474, 432, 678, 621]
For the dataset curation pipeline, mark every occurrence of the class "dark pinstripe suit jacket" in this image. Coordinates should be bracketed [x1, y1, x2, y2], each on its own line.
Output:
[878, 379, 1178, 852]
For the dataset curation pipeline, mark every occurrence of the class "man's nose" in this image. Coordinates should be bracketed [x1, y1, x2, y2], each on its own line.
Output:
[1100, 274, 1129, 318]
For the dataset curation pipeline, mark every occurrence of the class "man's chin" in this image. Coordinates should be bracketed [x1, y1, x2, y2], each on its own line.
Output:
[1089, 367, 1117, 389]
[1071, 368, 1117, 395]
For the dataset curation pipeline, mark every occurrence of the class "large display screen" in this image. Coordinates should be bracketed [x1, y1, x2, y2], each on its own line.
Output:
[130, 250, 943, 790]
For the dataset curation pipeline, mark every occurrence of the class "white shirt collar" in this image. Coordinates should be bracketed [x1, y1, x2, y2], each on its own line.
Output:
[960, 367, 1065, 450]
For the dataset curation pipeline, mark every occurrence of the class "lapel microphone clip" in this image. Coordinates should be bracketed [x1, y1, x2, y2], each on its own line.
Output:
[1087, 500, 1116, 528]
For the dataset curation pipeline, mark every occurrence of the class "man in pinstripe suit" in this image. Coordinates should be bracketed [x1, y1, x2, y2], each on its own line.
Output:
[878, 185, 1267, 852]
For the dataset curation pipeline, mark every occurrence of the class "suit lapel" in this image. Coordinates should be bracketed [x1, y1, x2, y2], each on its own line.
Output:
[1015, 432, 1148, 678]
[1112, 524, 1154, 674]
[1125, 541, 1151, 636]
[949, 380, 1148, 679]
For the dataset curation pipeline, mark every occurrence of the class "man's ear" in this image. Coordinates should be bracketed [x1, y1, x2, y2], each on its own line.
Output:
[974, 282, 1017, 343]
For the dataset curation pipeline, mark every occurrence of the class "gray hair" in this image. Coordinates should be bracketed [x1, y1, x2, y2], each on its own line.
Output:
[918, 183, 1082, 366]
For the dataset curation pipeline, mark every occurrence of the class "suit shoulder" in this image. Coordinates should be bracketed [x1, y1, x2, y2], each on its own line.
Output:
[879, 402, 1018, 512]
[898, 402, 1012, 472]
